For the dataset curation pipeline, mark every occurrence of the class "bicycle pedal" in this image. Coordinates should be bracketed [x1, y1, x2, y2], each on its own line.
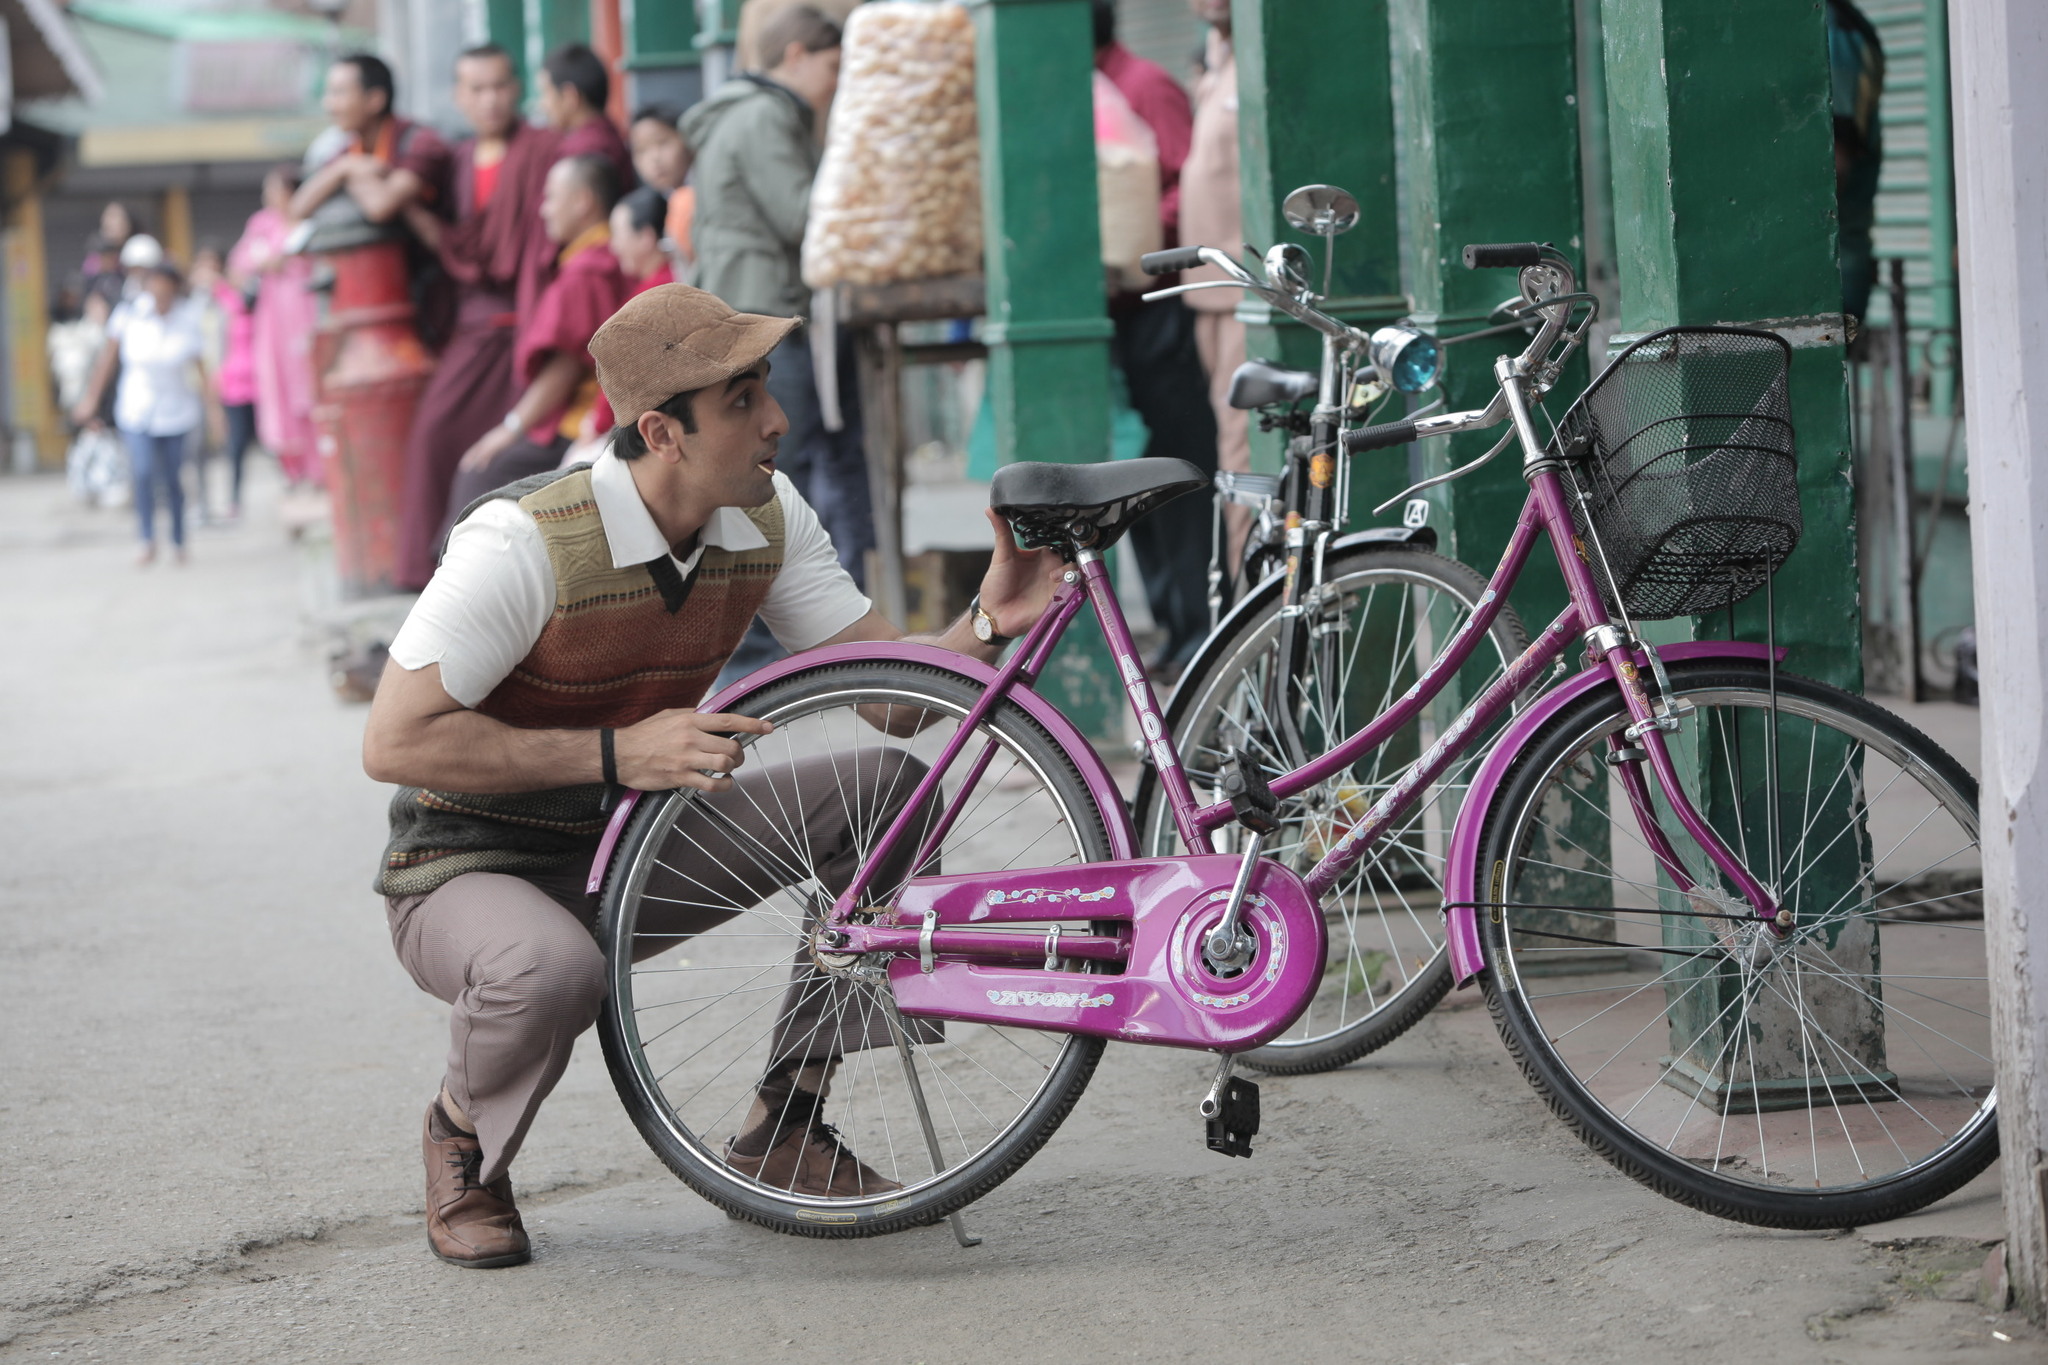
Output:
[1204, 1077, 1260, 1159]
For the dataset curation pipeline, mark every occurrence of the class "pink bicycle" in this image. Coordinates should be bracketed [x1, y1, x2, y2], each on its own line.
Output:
[591, 238, 1992, 1240]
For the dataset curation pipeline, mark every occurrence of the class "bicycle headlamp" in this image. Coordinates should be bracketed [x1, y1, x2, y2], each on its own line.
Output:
[1370, 326, 1442, 393]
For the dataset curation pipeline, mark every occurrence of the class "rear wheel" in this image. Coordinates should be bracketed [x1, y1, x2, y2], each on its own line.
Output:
[597, 660, 1115, 1237]
[1140, 547, 1529, 1074]
[1476, 661, 1995, 1227]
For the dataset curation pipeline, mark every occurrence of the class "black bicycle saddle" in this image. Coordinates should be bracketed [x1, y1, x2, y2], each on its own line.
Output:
[1227, 360, 1318, 410]
[990, 457, 1207, 553]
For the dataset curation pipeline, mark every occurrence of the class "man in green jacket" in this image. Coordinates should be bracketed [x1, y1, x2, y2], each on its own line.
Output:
[683, 3, 871, 644]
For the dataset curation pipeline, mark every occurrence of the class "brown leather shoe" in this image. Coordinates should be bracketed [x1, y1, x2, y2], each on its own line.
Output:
[423, 1102, 530, 1268]
[724, 1121, 902, 1197]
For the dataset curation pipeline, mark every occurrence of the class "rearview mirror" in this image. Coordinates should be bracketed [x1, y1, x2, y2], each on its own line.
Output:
[1281, 184, 1361, 238]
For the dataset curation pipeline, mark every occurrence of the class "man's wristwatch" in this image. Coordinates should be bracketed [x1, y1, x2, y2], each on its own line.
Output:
[968, 593, 1012, 647]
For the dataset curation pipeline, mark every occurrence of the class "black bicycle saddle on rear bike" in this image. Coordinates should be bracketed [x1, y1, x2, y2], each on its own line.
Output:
[990, 457, 1207, 553]
[1227, 360, 1317, 409]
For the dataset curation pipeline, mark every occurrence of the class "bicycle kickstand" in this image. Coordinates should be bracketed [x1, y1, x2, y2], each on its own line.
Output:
[878, 990, 982, 1248]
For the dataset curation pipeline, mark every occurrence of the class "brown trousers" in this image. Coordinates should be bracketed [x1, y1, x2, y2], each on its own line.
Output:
[385, 750, 928, 1184]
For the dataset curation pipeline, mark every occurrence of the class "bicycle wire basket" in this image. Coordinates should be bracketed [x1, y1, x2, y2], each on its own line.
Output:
[1551, 326, 1799, 621]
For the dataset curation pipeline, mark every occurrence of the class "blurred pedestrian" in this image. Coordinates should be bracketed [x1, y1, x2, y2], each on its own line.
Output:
[73, 261, 207, 565]
[1828, 0, 1884, 328]
[47, 285, 107, 423]
[1179, 0, 1249, 567]
[81, 201, 140, 300]
[583, 186, 678, 442]
[513, 45, 636, 330]
[685, 4, 868, 583]
[188, 243, 259, 520]
[445, 155, 627, 521]
[628, 105, 695, 271]
[231, 166, 322, 487]
[1093, 0, 1217, 672]
[397, 43, 560, 591]
[292, 52, 456, 342]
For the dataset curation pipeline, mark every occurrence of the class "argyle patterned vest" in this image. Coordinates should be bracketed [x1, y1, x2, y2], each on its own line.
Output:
[375, 466, 784, 898]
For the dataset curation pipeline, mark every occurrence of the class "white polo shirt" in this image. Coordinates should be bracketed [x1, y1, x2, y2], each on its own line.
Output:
[390, 450, 872, 708]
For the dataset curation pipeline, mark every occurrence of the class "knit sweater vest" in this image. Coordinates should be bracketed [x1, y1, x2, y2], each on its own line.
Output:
[375, 465, 784, 898]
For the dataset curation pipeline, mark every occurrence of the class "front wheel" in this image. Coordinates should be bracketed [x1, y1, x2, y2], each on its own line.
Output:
[1475, 660, 1995, 1227]
[596, 659, 1116, 1237]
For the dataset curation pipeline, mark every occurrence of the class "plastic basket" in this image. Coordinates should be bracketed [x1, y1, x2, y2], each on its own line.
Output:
[1554, 326, 1799, 620]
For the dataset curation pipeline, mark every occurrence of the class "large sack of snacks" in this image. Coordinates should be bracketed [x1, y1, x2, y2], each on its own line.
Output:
[1094, 71, 1162, 290]
[802, 1, 982, 289]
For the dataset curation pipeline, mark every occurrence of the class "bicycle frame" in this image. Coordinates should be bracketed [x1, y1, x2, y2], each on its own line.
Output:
[799, 450, 1781, 977]
[589, 254, 1788, 1036]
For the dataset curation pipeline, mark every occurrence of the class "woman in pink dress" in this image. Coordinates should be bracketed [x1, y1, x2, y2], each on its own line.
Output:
[229, 166, 321, 487]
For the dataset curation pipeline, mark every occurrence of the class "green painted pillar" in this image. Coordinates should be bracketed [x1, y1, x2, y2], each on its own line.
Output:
[1922, 0, 1958, 418]
[1391, 0, 1583, 627]
[523, 0, 591, 90]
[1603, 0, 1859, 690]
[1231, 0, 1407, 520]
[1393, 0, 1601, 959]
[622, 0, 700, 106]
[970, 0, 1119, 741]
[1604, 0, 1870, 1107]
[481, 0, 530, 89]
[695, 0, 743, 86]
[624, 0, 696, 63]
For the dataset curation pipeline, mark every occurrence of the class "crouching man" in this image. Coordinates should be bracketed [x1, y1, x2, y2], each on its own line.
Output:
[361, 284, 1061, 1268]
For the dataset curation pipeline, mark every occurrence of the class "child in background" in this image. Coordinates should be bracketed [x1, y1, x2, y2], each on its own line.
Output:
[189, 243, 260, 520]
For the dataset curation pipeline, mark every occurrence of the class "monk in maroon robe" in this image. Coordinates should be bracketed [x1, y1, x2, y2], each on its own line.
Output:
[394, 44, 562, 590]
[442, 155, 630, 530]
[513, 44, 638, 329]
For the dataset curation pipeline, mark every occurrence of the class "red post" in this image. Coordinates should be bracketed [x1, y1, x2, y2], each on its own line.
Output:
[311, 239, 435, 599]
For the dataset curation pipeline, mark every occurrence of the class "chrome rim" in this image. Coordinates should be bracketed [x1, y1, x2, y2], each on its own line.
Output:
[608, 679, 1105, 1210]
[1155, 565, 1521, 1049]
[1495, 685, 1992, 1193]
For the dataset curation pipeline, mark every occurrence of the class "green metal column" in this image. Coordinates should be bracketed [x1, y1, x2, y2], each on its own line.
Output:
[1230, 0, 1407, 520]
[1604, 0, 1860, 690]
[1391, 0, 1583, 626]
[696, 0, 743, 85]
[523, 0, 590, 85]
[1605, 0, 1870, 1108]
[623, 0, 696, 64]
[1922, 0, 1957, 417]
[622, 0, 699, 81]
[970, 0, 1119, 740]
[481, 0, 529, 89]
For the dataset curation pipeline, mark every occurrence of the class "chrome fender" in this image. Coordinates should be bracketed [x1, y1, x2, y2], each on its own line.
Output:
[1442, 641, 1784, 986]
[585, 640, 1139, 895]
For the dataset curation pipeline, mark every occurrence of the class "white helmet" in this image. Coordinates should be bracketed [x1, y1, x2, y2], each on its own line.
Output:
[118, 234, 164, 270]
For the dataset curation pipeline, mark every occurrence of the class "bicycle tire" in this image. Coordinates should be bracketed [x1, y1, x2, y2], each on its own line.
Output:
[1138, 546, 1529, 1075]
[597, 659, 1114, 1238]
[1476, 660, 1997, 1227]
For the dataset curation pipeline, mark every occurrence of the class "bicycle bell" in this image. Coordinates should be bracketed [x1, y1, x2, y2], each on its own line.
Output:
[1262, 242, 1314, 297]
[1369, 325, 1443, 393]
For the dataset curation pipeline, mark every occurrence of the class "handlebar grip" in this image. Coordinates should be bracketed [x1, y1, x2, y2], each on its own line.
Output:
[1140, 246, 1207, 275]
[1462, 243, 1544, 270]
[1343, 420, 1421, 454]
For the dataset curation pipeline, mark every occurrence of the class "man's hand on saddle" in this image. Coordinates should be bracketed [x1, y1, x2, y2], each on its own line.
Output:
[616, 708, 776, 793]
[971, 507, 1067, 642]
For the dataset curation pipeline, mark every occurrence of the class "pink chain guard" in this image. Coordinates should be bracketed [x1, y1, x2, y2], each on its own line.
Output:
[886, 855, 1327, 1052]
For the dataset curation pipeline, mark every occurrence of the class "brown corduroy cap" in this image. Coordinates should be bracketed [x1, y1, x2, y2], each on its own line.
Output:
[590, 284, 800, 427]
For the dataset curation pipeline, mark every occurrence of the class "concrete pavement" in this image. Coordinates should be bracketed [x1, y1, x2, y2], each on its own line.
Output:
[0, 466, 2038, 1363]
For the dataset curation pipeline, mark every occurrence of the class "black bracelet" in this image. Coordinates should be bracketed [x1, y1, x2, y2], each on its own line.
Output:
[600, 728, 618, 786]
